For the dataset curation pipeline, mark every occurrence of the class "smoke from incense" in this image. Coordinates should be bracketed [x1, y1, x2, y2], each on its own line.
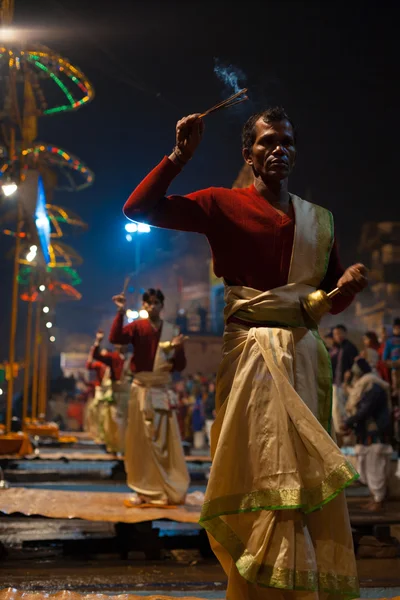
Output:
[213, 59, 246, 94]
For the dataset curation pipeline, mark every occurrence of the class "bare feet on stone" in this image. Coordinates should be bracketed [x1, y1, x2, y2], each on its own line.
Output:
[365, 499, 384, 512]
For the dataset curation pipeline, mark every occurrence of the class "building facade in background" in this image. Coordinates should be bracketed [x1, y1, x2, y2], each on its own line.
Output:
[356, 222, 400, 330]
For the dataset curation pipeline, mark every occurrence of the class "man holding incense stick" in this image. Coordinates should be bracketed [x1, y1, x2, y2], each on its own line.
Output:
[109, 288, 189, 507]
[123, 108, 367, 599]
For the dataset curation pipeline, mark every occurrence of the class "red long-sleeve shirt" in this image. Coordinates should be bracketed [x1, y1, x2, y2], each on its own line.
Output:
[92, 345, 125, 382]
[109, 313, 186, 374]
[86, 344, 107, 386]
[124, 157, 353, 315]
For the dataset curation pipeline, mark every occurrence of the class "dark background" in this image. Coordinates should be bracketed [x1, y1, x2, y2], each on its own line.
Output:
[0, 0, 398, 359]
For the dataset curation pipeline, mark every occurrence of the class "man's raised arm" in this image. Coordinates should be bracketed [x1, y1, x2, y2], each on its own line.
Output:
[123, 115, 213, 234]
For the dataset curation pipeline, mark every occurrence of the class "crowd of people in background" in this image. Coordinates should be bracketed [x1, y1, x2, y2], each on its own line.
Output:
[325, 318, 400, 511]
[46, 319, 400, 468]
[171, 372, 216, 450]
[47, 369, 217, 450]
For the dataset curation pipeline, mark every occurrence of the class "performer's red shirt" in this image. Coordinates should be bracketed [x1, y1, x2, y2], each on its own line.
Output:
[92, 345, 125, 382]
[86, 359, 106, 386]
[67, 401, 84, 428]
[109, 314, 186, 374]
[124, 157, 353, 315]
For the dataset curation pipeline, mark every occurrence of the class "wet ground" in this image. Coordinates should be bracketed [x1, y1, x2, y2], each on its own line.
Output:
[1, 440, 400, 598]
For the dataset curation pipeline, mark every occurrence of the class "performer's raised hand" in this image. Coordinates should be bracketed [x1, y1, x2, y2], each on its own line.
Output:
[337, 263, 368, 296]
[95, 330, 104, 342]
[171, 334, 188, 348]
[172, 114, 204, 164]
[112, 293, 126, 311]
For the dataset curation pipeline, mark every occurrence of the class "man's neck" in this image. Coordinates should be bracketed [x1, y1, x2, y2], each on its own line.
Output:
[149, 316, 162, 329]
[253, 176, 290, 213]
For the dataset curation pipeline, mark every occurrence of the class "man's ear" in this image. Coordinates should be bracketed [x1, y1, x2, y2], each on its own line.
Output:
[242, 148, 253, 166]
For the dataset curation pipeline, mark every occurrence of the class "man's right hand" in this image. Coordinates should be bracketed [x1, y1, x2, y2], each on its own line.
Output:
[95, 330, 104, 342]
[171, 114, 204, 164]
[112, 294, 126, 310]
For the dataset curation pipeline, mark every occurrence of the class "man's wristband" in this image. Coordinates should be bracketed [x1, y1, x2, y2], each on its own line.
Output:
[171, 148, 191, 168]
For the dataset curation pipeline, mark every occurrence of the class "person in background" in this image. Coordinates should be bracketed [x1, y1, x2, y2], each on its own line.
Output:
[197, 304, 208, 333]
[109, 287, 189, 506]
[343, 358, 392, 512]
[384, 318, 400, 403]
[204, 381, 216, 448]
[378, 326, 391, 383]
[84, 341, 107, 441]
[192, 385, 205, 449]
[330, 325, 359, 385]
[176, 308, 188, 334]
[330, 325, 359, 440]
[66, 394, 85, 432]
[92, 331, 130, 454]
[361, 331, 382, 374]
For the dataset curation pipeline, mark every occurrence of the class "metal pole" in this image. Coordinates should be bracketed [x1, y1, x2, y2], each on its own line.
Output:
[38, 336, 47, 418]
[135, 236, 141, 305]
[22, 277, 34, 425]
[31, 300, 41, 421]
[6, 176, 21, 433]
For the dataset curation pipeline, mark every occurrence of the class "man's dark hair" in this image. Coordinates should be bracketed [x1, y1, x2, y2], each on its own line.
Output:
[333, 324, 347, 333]
[354, 357, 372, 375]
[242, 107, 296, 154]
[365, 331, 379, 346]
[393, 318, 400, 327]
[143, 288, 165, 304]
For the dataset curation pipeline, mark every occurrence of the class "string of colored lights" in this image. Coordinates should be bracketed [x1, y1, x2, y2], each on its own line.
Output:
[17, 265, 82, 288]
[20, 282, 82, 302]
[0, 45, 94, 116]
[27, 49, 94, 114]
[45, 205, 87, 238]
[0, 143, 93, 191]
[21, 144, 94, 190]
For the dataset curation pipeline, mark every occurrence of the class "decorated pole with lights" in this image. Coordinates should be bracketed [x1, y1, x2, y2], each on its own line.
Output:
[30, 299, 41, 422]
[0, 14, 94, 441]
[22, 273, 34, 425]
[5, 204, 22, 433]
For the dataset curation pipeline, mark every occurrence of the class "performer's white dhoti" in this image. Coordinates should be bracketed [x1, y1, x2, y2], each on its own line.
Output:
[200, 196, 359, 599]
[124, 322, 190, 505]
[112, 378, 131, 453]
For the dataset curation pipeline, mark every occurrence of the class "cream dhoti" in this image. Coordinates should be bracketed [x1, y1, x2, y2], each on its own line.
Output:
[85, 367, 114, 447]
[200, 197, 359, 599]
[124, 322, 190, 505]
[96, 367, 120, 453]
[112, 378, 131, 453]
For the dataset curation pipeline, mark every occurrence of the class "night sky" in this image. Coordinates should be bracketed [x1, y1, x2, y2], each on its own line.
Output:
[0, 0, 398, 358]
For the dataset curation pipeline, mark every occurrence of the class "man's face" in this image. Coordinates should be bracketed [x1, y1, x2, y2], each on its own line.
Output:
[243, 118, 296, 182]
[143, 295, 163, 319]
[333, 328, 346, 344]
[393, 325, 400, 337]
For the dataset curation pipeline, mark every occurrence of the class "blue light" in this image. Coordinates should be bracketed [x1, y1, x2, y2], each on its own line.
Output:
[124, 221, 151, 234]
[126, 234, 132, 242]
[35, 176, 50, 264]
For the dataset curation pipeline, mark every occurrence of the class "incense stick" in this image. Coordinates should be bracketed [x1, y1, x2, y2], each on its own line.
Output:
[199, 88, 248, 118]
[122, 275, 131, 295]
